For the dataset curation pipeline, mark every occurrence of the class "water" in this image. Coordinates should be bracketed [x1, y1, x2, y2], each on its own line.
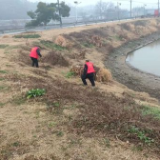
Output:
[126, 39, 160, 77]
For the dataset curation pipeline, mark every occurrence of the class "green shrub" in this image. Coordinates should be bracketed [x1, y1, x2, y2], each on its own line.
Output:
[26, 88, 45, 99]
[13, 34, 41, 39]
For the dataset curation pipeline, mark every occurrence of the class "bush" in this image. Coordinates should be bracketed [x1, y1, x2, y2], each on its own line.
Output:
[26, 88, 45, 99]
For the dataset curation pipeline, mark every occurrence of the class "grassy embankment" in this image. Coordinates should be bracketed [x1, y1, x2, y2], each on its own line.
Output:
[0, 18, 160, 159]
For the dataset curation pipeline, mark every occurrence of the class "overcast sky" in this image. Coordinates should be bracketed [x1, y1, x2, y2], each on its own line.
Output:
[27, 0, 159, 9]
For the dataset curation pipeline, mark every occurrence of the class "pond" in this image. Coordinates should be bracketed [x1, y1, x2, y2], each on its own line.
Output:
[126, 39, 160, 77]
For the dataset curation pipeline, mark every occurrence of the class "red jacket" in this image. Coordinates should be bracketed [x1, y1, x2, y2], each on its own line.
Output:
[85, 62, 95, 74]
[30, 47, 39, 59]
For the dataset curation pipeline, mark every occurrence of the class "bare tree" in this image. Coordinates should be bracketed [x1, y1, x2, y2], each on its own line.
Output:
[95, 1, 115, 19]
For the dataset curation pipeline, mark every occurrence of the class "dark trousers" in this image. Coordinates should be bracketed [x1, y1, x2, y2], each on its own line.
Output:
[31, 57, 39, 68]
[81, 73, 95, 86]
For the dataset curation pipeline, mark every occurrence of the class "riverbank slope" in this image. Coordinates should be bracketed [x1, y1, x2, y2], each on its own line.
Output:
[0, 18, 160, 159]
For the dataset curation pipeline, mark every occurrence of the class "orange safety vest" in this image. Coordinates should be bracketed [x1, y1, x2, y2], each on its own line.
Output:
[30, 47, 39, 59]
[85, 62, 95, 74]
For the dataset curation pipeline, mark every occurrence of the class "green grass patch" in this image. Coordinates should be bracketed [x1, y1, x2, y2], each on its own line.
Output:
[81, 42, 94, 48]
[0, 44, 9, 49]
[40, 40, 66, 51]
[26, 88, 46, 99]
[0, 70, 8, 74]
[0, 102, 5, 107]
[4, 45, 19, 54]
[12, 97, 26, 105]
[0, 86, 6, 91]
[141, 105, 160, 120]
[0, 78, 5, 81]
[56, 131, 64, 137]
[64, 71, 75, 78]
[48, 121, 57, 128]
[0, 85, 10, 92]
[13, 34, 41, 39]
[111, 35, 122, 41]
[128, 126, 154, 145]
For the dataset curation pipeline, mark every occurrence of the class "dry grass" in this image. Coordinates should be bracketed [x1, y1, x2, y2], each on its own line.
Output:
[96, 68, 112, 82]
[54, 35, 67, 47]
[43, 51, 69, 67]
[1, 19, 160, 160]
[71, 65, 112, 82]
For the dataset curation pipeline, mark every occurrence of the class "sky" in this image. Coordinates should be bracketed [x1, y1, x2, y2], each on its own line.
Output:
[27, 0, 159, 9]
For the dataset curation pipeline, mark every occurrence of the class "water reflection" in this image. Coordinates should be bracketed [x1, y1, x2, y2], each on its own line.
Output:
[126, 39, 160, 76]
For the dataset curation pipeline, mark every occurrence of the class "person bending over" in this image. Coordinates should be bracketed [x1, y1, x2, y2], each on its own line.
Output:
[29, 46, 42, 68]
[81, 60, 95, 86]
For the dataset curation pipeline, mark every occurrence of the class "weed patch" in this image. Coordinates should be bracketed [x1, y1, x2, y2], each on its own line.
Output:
[81, 42, 94, 48]
[40, 40, 66, 51]
[141, 105, 160, 120]
[0, 44, 9, 49]
[26, 88, 45, 99]
[4, 45, 19, 54]
[0, 102, 5, 107]
[0, 85, 9, 92]
[0, 70, 8, 74]
[56, 131, 64, 137]
[65, 71, 75, 78]
[46, 101, 64, 114]
[128, 126, 154, 145]
[0, 78, 5, 81]
[12, 96, 26, 105]
[13, 34, 41, 39]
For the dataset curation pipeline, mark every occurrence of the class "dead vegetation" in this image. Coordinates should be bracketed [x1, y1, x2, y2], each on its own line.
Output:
[71, 64, 112, 82]
[11, 73, 160, 157]
[91, 35, 103, 47]
[1, 19, 160, 159]
[54, 35, 67, 47]
[43, 51, 69, 66]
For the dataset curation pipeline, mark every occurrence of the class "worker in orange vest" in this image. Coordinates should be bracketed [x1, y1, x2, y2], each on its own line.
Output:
[29, 46, 42, 68]
[81, 60, 95, 86]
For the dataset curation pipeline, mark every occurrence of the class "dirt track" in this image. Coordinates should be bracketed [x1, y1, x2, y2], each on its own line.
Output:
[105, 31, 160, 101]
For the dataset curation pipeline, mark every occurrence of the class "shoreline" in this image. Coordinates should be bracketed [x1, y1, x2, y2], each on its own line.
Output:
[105, 31, 160, 100]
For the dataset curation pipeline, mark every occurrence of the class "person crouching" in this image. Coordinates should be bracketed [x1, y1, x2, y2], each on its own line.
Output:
[81, 60, 95, 86]
[29, 46, 42, 68]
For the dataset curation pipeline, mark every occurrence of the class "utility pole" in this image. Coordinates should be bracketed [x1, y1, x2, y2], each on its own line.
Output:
[74, 1, 81, 23]
[57, 0, 62, 27]
[130, 0, 132, 18]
